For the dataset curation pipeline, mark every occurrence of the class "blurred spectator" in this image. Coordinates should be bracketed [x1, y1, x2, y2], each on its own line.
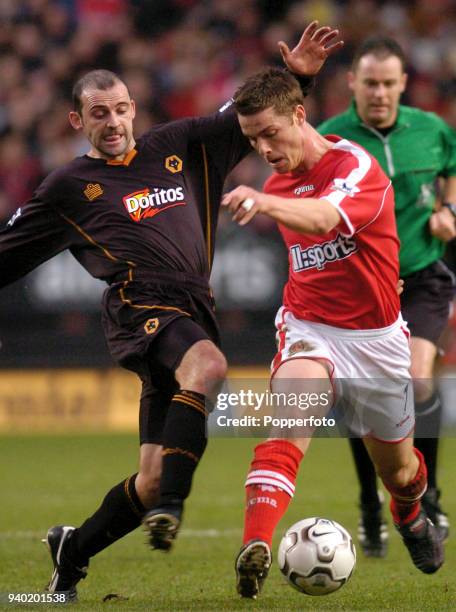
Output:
[0, 131, 42, 219]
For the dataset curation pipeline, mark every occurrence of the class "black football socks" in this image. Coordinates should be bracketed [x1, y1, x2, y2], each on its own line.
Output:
[157, 390, 208, 511]
[414, 391, 443, 489]
[67, 390, 209, 562]
[68, 473, 145, 563]
[349, 437, 381, 508]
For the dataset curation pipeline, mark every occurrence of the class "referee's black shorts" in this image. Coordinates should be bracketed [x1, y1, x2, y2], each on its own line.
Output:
[401, 260, 455, 345]
[101, 271, 220, 445]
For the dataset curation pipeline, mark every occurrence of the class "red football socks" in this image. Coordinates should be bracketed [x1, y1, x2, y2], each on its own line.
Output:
[243, 439, 303, 546]
[387, 448, 427, 525]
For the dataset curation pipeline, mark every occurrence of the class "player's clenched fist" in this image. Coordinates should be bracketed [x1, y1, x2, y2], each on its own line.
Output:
[222, 186, 264, 225]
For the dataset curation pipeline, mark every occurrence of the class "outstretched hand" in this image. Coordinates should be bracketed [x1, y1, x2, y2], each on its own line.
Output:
[279, 20, 344, 76]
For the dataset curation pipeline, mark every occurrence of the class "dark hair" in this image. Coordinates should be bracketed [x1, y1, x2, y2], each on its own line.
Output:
[233, 67, 304, 117]
[72, 69, 128, 113]
[352, 36, 407, 72]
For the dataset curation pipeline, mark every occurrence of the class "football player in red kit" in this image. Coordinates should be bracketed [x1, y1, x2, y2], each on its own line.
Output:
[223, 67, 444, 598]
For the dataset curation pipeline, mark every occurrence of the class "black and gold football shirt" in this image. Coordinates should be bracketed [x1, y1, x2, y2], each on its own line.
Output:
[0, 106, 250, 288]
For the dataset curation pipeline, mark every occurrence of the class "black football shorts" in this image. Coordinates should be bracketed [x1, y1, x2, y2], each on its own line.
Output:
[401, 260, 455, 345]
[101, 274, 220, 444]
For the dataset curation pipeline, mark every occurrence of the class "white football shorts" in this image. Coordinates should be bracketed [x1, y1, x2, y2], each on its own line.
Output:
[272, 306, 414, 442]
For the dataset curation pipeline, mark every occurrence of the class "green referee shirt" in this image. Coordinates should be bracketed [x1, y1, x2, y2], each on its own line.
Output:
[318, 102, 456, 276]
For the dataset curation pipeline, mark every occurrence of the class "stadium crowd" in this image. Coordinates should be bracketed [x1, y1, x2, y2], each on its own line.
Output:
[0, 0, 455, 221]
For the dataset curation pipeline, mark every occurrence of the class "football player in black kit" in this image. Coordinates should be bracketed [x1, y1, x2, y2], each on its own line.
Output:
[0, 23, 342, 600]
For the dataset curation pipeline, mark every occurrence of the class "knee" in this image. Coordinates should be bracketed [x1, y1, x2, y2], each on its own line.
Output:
[194, 353, 227, 398]
[201, 352, 228, 384]
[412, 379, 434, 404]
[177, 343, 228, 394]
[410, 362, 434, 404]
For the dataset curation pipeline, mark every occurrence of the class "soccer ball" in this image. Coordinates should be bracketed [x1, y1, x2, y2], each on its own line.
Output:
[278, 517, 356, 595]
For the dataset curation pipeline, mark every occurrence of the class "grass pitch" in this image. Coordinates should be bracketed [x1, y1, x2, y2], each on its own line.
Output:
[0, 434, 455, 610]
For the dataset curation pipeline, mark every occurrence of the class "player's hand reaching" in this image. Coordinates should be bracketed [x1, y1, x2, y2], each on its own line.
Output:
[222, 186, 263, 226]
[279, 20, 344, 76]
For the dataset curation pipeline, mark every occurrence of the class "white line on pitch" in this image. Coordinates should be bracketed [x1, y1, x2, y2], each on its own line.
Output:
[0, 528, 242, 540]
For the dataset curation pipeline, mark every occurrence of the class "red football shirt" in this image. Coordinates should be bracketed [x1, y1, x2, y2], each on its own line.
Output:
[264, 136, 400, 329]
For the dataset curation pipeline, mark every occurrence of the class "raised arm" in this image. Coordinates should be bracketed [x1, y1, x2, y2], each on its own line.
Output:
[280, 20, 344, 77]
[180, 21, 344, 176]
